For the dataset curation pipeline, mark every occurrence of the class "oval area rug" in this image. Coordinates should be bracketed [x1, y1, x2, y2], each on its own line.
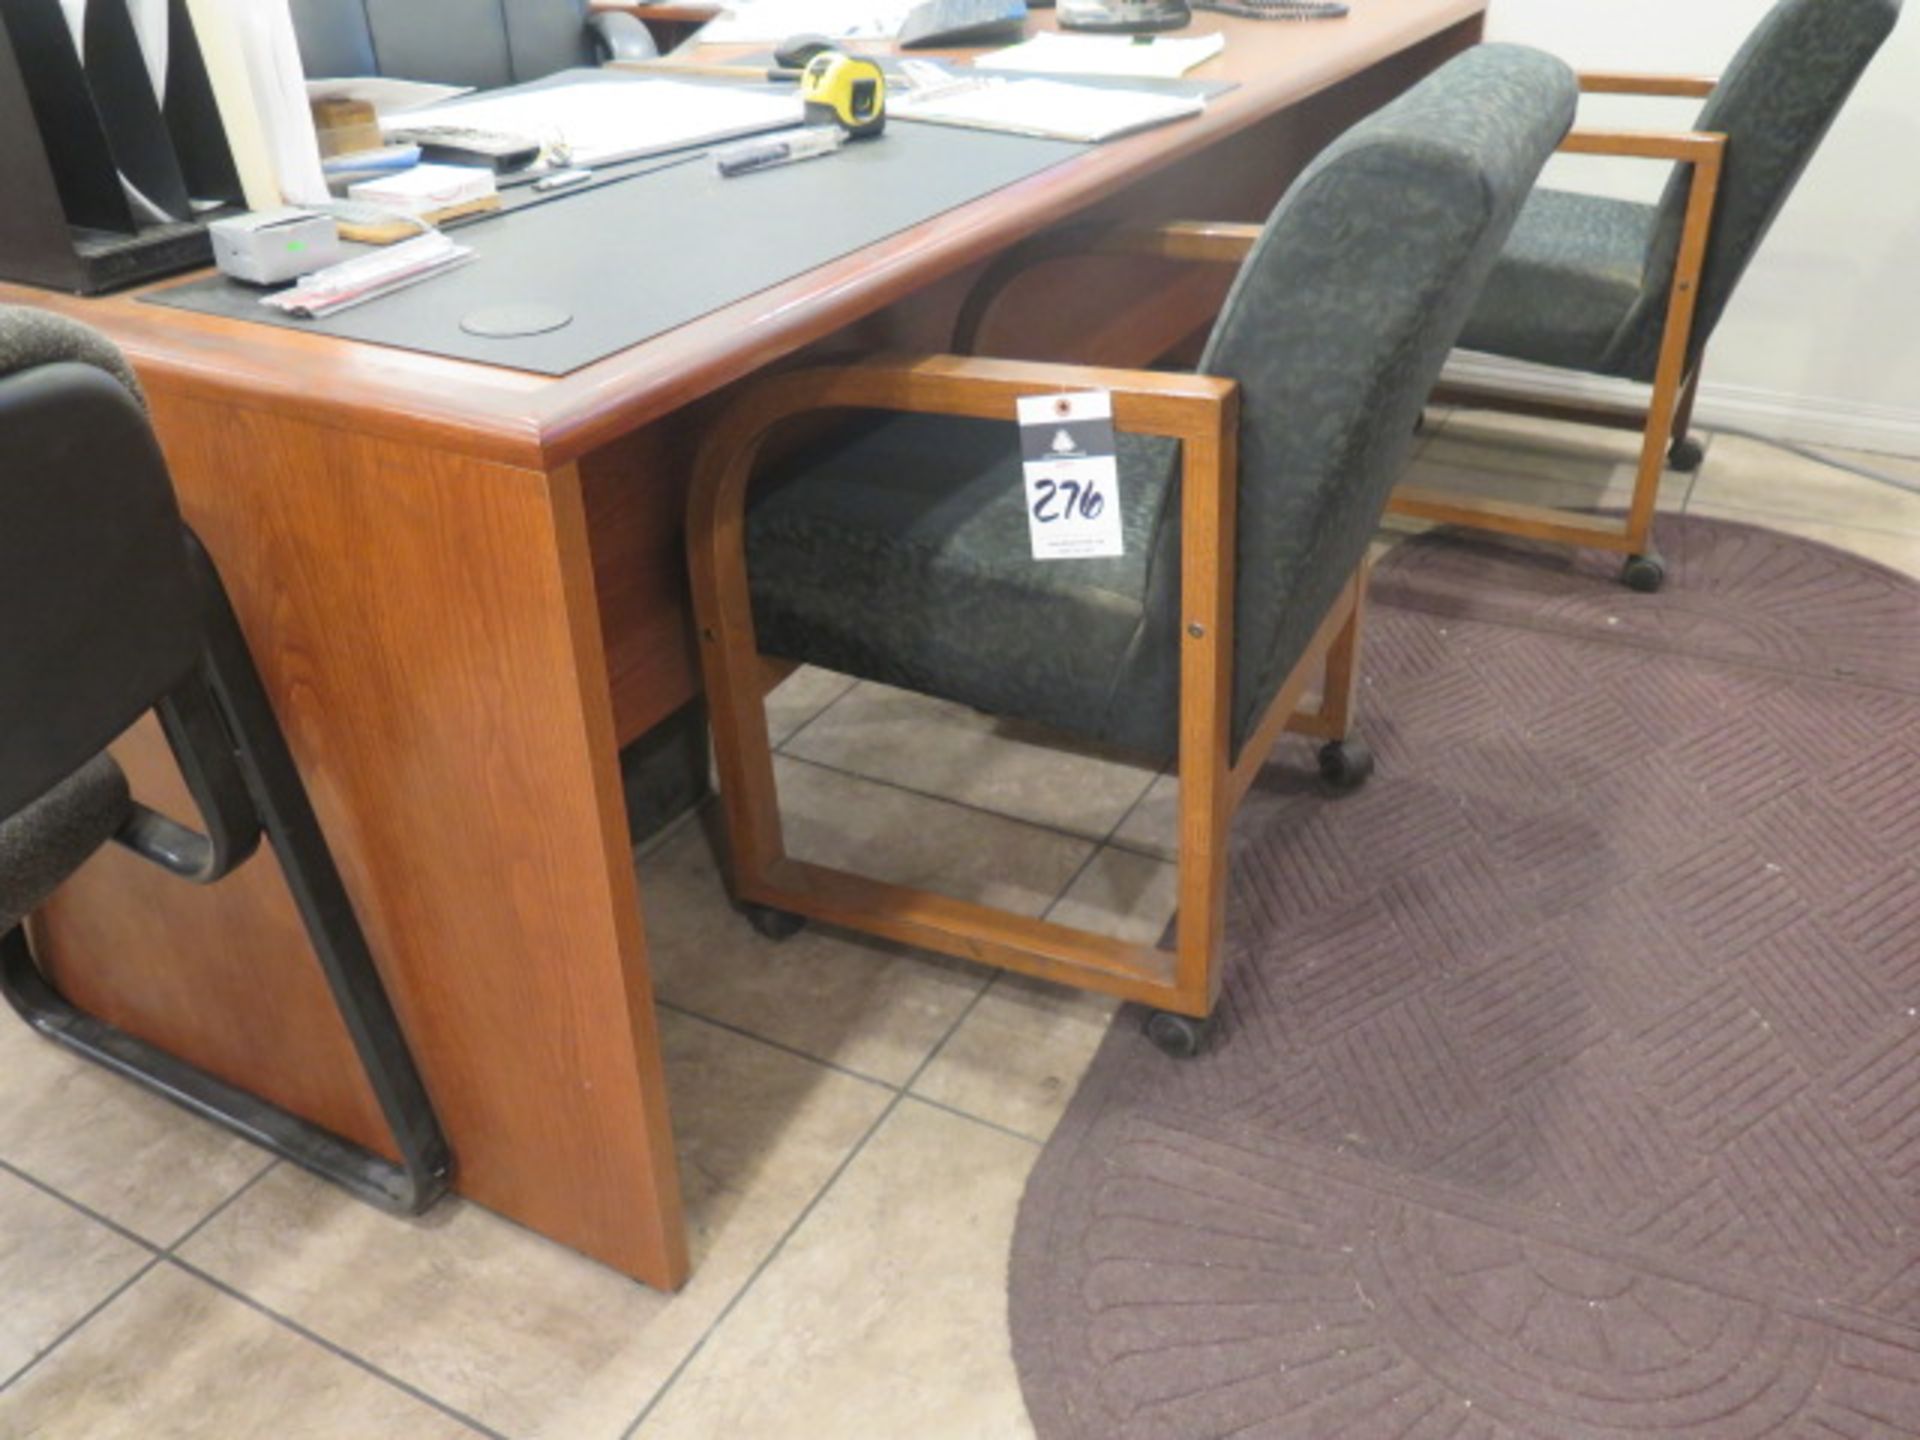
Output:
[1011, 515, 1920, 1439]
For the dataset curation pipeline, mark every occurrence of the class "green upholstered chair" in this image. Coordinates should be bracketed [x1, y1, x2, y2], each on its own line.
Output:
[0, 306, 448, 1212]
[685, 45, 1578, 1056]
[1393, 0, 1902, 591]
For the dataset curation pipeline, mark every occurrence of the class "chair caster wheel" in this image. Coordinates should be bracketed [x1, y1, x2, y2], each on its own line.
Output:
[741, 902, 806, 941]
[1144, 1009, 1213, 1059]
[1317, 739, 1374, 792]
[1620, 551, 1667, 593]
[1667, 436, 1705, 472]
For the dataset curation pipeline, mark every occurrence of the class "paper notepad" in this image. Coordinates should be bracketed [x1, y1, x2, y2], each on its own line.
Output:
[976, 31, 1226, 79]
[892, 77, 1203, 143]
[348, 163, 497, 217]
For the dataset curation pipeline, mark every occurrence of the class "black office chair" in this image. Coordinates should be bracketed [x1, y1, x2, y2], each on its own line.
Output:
[686, 45, 1577, 1055]
[291, 0, 657, 89]
[0, 305, 449, 1215]
[1392, 0, 1902, 590]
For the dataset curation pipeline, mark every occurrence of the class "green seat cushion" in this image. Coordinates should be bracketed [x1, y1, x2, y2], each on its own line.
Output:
[747, 411, 1183, 754]
[1456, 187, 1658, 375]
[0, 755, 129, 934]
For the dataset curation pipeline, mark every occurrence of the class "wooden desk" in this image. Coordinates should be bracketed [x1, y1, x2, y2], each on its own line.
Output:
[8, 0, 1484, 1289]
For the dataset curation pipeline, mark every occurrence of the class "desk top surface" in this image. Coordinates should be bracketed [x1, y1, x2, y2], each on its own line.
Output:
[0, 0, 1484, 472]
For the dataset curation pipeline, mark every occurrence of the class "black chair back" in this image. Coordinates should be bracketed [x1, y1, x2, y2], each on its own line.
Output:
[1140, 46, 1579, 754]
[0, 308, 200, 818]
[0, 305, 452, 1215]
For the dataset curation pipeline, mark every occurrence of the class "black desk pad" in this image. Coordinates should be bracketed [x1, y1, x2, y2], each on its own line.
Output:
[143, 121, 1086, 375]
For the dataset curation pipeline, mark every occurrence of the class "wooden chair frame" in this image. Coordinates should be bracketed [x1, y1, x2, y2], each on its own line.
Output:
[952, 75, 1729, 585]
[1390, 72, 1729, 579]
[687, 344, 1370, 1021]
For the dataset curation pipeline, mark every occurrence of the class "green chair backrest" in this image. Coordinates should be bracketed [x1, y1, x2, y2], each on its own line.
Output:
[1114, 45, 1577, 758]
[1608, 0, 1901, 380]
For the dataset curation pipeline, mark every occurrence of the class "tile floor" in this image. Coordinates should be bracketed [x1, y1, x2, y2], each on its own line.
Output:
[6, 411, 1920, 1438]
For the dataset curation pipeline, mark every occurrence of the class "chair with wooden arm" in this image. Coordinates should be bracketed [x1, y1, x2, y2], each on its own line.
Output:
[1393, 0, 1902, 591]
[0, 306, 450, 1214]
[685, 45, 1577, 1056]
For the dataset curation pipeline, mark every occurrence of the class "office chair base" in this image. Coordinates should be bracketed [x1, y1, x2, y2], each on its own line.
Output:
[1, 929, 447, 1215]
[1144, 1008, 1213, 1060]
[1621, 551, 1668, 594]
[741, 901, 808, 941]
[1317, 739, 1374, 792]
[1667, 436, 1705, 473]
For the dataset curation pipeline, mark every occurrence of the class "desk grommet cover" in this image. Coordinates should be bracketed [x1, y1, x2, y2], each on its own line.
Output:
[461, 302, 575, 337]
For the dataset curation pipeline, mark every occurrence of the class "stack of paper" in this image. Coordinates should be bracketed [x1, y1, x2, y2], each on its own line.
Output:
[976, 31, 1226, 79]
[892, 77, 1204, 143]
[348, 164, 497, 219]
[184, 0, 327, 206]
[392, 80, 803, 167]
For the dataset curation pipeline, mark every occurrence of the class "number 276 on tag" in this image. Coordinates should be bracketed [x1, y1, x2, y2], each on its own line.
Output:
[1016, 391, 1125, 561]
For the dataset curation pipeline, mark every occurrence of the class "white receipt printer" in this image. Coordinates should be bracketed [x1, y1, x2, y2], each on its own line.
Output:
[209, 208, 344, 286]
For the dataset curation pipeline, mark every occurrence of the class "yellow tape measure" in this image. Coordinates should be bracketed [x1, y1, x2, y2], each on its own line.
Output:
[799, 53, 887, 138]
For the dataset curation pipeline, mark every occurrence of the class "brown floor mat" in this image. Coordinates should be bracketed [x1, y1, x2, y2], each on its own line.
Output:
[1010, 516, 1920, 1439]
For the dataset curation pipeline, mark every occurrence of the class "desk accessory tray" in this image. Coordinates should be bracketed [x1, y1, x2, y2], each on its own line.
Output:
[0, 0, 243, 293]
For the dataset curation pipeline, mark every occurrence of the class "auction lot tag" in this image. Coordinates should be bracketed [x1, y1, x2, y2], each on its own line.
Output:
[1017, 391, 1124, 560]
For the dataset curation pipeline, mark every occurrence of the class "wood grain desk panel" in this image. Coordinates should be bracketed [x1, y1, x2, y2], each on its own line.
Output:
[37, 399, 689, 1283]
[34, 714, 396, 1158]
[8, 2, 1483, 1287]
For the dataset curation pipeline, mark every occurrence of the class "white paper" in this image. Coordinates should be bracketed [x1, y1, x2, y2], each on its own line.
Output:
[695, 0, 921, 44]
[57, 0, 87, 50]
[127, 0, 170, 97]
[348, 163, 497, 217]
[56, 0, 177, 220]
[57, 0, 169, 93]
[397, 80, 802, 166]
[182, 0, 284, 208]
[231, 0, 329, 206]
[893, 77, 1202, 143]
[976, 31, 1225, 80]
[1018, 392, 1125, 561]
[307, 77, 470, 115]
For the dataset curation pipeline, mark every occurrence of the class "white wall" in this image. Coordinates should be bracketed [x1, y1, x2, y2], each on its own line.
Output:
[1471, 0, 1920, 455]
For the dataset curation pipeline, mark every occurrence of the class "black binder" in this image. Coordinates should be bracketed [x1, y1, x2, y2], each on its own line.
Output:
[0, 0, 243, 294]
